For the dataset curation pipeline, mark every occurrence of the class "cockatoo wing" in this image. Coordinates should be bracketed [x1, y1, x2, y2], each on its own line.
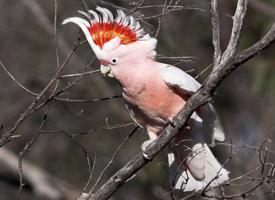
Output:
[202, 104, 225, 142]
[160, 65, 201, 94]
[160, 65, 225, 142]
[160, 65, 229, 191]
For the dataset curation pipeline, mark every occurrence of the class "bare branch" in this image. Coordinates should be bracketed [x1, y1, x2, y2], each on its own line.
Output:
[54, 0, 60, 69]
[210, 0, 222, 70]
[60, 69, 101, 78]
[89, 127, 138, 193]
[221, 0, 248, 64]
[78, 127, 138, 200]
[0, 45, 79, 147]
[54, 95, 122, 103]
[17, 108, 49, 199]
[0, 60, 37, 96]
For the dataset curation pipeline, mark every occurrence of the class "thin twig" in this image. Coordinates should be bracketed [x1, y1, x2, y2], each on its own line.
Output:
[17, 108, 49, 200]
[0, 44, 80, 147]
[89, 126, 138, 194]
[40, 122, 134, 136]
[0, 60, 37, 96]
[54, 95, 122, 103]
[54, 0, 60, 69]
[60, 69, 100, 78]
[79, 126, 139, 200]
[82, 152, 97, 193]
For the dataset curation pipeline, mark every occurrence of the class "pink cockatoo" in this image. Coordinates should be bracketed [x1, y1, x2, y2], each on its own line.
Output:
[63, 7, 229, 191]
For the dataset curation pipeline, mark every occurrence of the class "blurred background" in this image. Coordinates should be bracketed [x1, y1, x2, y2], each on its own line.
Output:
[0, 0, 275, 199]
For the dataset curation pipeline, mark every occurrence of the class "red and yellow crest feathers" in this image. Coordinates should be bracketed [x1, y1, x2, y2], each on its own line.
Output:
[89, 22, 137, 47]
[79, 7, 150, 48]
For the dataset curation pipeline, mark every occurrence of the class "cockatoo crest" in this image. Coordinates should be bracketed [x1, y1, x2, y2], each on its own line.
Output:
[62, 7, 152, 59]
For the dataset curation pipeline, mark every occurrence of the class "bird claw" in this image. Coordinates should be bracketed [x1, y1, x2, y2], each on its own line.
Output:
[141, 139, 154, 151]
[77, 192, 90, 200]
[141, 139, 154, 160]
[142, 151, 152, 160]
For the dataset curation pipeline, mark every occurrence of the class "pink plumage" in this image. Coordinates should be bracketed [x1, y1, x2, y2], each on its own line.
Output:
[63, 6, 229, 192]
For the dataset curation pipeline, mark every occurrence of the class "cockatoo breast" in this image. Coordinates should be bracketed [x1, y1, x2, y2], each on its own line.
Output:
[117, 62, 188, 134]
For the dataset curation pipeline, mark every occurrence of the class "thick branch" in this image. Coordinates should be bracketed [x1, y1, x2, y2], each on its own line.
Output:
[90, 21, 275, 200]
[220, 0, 247, 66]
[210, 0, 222, 70]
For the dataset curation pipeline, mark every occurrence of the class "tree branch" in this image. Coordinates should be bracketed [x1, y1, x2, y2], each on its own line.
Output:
[210, 0, 222, 70]
[0, 46, 78, 147]
[220, 0, 247, 66]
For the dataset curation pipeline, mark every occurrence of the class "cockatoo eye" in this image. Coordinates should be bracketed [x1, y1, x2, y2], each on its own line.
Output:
[110, 58, 118, 65]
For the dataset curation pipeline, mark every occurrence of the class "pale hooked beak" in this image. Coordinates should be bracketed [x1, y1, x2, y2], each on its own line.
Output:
[100, 65, 114, 77]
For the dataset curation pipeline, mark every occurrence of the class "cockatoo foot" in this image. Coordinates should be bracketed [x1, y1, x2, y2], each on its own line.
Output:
[77, 192, 90, 200]
[141, 139, 155, 160]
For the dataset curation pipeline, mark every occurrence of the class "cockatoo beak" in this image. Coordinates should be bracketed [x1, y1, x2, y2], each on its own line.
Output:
[100, 65, 110, 75]
[100, 64, 114, 77]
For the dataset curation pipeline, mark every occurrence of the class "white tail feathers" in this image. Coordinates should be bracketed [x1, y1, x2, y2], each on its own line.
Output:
[168, 143, 229, 192]
[209, 104, 225, 142]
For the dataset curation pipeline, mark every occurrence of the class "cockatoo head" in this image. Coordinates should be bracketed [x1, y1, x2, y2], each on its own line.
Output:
[62, 7, 157, 78]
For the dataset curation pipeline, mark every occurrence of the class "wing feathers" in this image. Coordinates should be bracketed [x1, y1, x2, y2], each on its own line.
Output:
[160, 65, 201, 94]
[160, 65, 225, 142]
